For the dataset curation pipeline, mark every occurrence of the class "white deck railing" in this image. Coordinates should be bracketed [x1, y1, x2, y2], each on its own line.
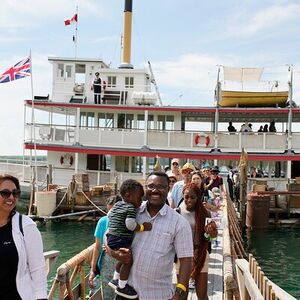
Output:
[235, 254, 296, 300]
[24, 124, 300, 153]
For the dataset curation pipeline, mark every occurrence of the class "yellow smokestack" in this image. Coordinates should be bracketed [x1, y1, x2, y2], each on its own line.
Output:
[120, 0, 133, 69]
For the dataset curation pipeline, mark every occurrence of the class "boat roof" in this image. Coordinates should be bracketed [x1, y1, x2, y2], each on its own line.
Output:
[48, 56, 109, 68]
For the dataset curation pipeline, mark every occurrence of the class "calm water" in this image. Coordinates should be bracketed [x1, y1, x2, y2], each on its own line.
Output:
[38, 221, 95, 287]
[245, 226, 300, 299]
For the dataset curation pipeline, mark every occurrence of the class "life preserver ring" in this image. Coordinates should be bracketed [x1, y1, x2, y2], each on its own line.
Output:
[60, 154, 74, 167]
[195, 133, 210, 147]
[102, 80, 107, 90]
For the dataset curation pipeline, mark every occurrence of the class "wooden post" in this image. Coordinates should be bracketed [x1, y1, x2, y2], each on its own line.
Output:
[239, 148, 248, 228]
[48, 164, 53, 184]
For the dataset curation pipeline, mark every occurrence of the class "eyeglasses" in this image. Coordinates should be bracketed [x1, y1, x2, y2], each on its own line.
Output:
[0, 189, 21, 199]
[169, 179, 176, 183]
[172, 162, 179, 166]
[145, 184, 168, 191]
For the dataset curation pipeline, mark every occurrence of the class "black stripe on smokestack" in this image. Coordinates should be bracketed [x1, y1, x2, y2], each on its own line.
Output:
[119, 0, 133, 69]
[125, 0, 132, 12]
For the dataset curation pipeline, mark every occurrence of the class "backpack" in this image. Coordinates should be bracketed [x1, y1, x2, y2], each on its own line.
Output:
[19, 214, 24, 236]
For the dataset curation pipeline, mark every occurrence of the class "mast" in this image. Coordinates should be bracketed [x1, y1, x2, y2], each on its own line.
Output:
[119, 0, 133, 69]
[287, 65, 293, 178]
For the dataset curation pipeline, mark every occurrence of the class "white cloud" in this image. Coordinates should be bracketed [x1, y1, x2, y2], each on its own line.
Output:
[0, 0, 105, 29]
[227, 3, 300, 37]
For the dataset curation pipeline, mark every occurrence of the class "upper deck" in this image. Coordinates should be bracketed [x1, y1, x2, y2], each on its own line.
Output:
[24, 101, 300, 161]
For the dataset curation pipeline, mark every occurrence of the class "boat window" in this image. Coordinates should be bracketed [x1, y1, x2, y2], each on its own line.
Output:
[108, 76, 117, 87]
[137, 114, 145, 130]
[118, 114, 134, 129]
[166, 115, 174, 130]
[80, 112, 95, 128]
[80, 112, 87, 128]
[87, 113, 95, 128]
[125, 76, 134, 88]
[126, 114, 134, 129]
[116, 156, 129, 172]
[57, 64, 64, 78]
[75, 64, 86, 74]
[157, 115, 174, 131]
[147, 115, 154, 130]
[65, 65, 73, 78]
[75, 64, 86, 85]
[98, 113, 114, 128]
[86, 154, 111, 171]
[131, 156, 142, 173]
[118, 114, 125, 128]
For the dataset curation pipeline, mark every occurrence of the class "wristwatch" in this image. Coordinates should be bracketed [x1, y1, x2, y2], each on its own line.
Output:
[175, 286, 188, 298]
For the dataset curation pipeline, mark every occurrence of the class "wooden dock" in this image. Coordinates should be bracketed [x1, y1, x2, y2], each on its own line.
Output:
[188, 230, 224, 299]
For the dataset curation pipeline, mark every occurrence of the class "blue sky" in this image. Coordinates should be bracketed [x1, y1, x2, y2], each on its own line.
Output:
[1, 0, 300, 155]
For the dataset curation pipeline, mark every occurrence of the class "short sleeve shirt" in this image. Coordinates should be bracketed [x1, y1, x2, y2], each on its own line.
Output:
[128, 202, 193, 300]
[94, 216, 109, 273]
[108, 201, 136, 237]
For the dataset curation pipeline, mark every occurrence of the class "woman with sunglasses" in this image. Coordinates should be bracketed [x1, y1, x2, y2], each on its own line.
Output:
[0, 174, 47, 300]
[177, 182, 217, 300]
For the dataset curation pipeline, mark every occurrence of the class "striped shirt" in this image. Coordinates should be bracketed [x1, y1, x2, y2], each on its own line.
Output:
[108, 201, 137, 237]
[128, 201, 193, 300]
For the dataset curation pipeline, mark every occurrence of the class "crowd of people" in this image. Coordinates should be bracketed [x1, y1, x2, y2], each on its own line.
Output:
[0, 162, 227, 300]
[228, 121, 277, 133]
[88, 161, 229, 300]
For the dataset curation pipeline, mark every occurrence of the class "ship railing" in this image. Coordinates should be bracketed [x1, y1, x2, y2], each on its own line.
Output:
[48, 244, 97, 300]
[235, 254, 297, 300]
[24, 123, 300, 153]
[43, 83, 154, 105]
[44, 250, 60, 277]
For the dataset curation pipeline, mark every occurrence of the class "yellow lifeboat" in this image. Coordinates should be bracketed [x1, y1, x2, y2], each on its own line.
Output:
[219, 90, 289, 107]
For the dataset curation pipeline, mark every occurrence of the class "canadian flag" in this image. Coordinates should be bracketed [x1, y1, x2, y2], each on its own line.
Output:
[64, 14, 78, 26]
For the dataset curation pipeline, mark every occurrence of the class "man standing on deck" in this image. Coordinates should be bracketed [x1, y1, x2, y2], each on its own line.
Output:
[109, 171, 194, 300]
[91, 72, 102, 104]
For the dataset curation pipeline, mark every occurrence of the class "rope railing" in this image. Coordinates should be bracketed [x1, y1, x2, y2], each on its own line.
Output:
[48, 244, 95, 300]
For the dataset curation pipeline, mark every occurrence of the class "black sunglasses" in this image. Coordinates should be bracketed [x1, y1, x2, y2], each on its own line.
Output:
[0, 189, 21, 199]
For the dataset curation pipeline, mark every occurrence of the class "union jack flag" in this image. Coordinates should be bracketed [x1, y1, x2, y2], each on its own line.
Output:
[0, 57, 31, 84]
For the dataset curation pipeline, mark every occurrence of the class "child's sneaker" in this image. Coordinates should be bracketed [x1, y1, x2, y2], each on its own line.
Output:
[108, 279, 119, 290]
[189, 278, 196, 289]
[115, 284, 138, 299]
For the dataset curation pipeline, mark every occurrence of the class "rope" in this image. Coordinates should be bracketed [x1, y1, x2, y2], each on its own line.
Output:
[81, 191, 107, 215]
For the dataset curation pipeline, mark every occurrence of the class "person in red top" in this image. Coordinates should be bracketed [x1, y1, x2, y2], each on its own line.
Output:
[206, 166, 225, 195]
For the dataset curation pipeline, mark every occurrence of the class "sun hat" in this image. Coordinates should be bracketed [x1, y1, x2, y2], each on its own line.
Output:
[167, 172, 177, 180]
[181, 162, 196, 172]
[211, 166, 220, 173]
[171, 158, 180, 165]
[211, 187, 221, 196]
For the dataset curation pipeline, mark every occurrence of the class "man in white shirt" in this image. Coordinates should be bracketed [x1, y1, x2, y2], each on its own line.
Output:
[110, 171, 193, 300]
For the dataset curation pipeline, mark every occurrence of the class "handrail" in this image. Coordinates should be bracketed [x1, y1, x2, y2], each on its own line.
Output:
[235, 254, 297, 300]
[44, 250, 60, 276]
[48, 244, 94, 300]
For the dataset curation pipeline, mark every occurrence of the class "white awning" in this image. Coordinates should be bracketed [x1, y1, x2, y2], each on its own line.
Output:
[223, 66, 264, 82]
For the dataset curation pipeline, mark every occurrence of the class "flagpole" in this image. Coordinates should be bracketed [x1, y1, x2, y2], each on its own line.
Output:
[75, 5, 78, 58]
[29, 49, 37, 214]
